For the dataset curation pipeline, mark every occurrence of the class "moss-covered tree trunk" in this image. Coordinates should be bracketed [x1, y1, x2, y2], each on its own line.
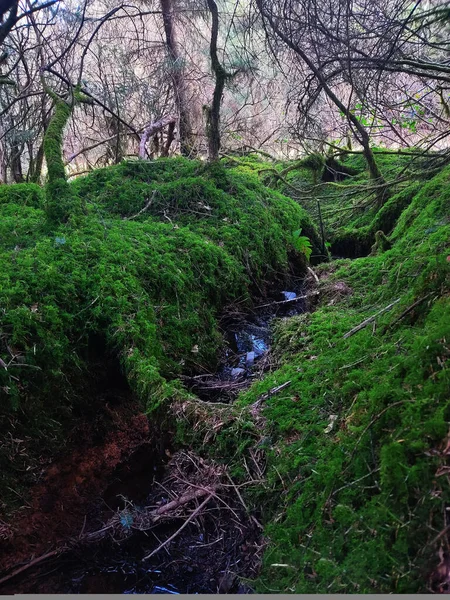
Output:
[43, 96, 76, 224]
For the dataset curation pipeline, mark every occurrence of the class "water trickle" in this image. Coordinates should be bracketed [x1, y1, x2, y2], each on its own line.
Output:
[186, 285, 309, 403]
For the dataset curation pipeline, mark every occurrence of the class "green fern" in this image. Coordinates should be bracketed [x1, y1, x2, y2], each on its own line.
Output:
[293, 229, 312, 260]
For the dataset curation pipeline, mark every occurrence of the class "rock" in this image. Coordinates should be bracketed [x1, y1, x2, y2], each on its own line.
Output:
[231, 367, 245, 379]
[246, 351, 255, 367]
[282, 291, 297, 301]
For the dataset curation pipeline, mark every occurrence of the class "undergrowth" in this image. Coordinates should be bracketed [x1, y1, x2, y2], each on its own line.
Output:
[1, 152, 449, 593]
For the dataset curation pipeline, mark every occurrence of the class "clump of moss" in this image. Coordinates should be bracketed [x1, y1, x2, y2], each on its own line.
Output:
[331, 183, 420, 258]
[0, 183, 44, 208]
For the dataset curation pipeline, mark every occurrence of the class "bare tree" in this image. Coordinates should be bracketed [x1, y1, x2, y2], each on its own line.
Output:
[255, 0, 387, 188]
[160, 0, 195, 155]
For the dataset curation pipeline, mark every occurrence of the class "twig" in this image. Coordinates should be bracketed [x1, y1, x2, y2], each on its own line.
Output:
[307, 266, 320, 285]
[0, 550, 61, 586]
[255, 291, 319, 310]
[142, 494, 213, 561]
[385, 293, 433, 330]
[332, 467, 381, 495]
[251, 381, 292, 414]
[225, 473, 263, 530]
[153, 487, 216, 518]
[194, 380, 247, 392]
[123, 191, 156, 221]
[426, 524, 450, 549]
[343, 299, 401, 339]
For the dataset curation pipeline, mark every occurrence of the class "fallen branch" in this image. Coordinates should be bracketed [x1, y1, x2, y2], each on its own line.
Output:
[86, 485, 218, 541]
[139, 115, 177, 158]
[123, 191, 156, 221]
[385, 293, 433, 331]
[142, 494, 213, 561]
[153, 487, 216, 518]
[255, 290, 319, 310]
[251, 381, 292, 414]
[343, 299, 401, 339]
[0, 550, 61, 586]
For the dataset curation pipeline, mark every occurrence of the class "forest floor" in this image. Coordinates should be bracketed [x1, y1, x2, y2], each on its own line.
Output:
[0, 153, 449, 594]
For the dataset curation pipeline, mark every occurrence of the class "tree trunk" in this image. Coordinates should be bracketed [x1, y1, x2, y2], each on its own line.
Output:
[206, 0, 227, 161]
[43, 96, 76, 223]
[11, 145, 24, 183]
[30, 140, 45, 183]
[0, 122, 6, 183]
[138, 115, 177, 158]
[161, 121, 176, 156]
[160, 0, 195, 156]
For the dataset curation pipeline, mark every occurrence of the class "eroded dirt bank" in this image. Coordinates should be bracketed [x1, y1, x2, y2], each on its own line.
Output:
[0, 395, 157, 591]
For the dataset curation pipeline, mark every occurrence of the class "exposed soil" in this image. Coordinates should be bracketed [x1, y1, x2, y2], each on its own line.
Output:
[0, 395, 161, 593]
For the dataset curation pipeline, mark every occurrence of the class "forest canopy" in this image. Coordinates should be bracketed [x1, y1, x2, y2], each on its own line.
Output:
[0, 0, 449, 179]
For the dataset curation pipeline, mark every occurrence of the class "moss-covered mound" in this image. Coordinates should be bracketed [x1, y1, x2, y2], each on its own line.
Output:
[0, 158, 318, 507]
[262, 149, 441, 258]
[180, 165, 450, 593]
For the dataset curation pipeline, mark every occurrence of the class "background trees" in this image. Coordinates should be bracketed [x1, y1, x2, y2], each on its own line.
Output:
[0, 0, 448, 181]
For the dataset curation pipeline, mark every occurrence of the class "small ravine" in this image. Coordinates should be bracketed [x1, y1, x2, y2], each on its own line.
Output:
[1, 280, 313, 595]
[184, 285, 311, 404]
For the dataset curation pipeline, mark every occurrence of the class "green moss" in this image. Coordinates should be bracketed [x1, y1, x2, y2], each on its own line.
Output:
[1, 153, 448, 591]
[0, 183, 44, 208]
[0, 158, 317, 508]
[180, 164, 450, 593]
[331, 183, 420, 257]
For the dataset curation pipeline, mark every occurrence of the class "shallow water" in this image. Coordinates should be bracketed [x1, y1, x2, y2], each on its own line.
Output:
[187, 286, 308, 403]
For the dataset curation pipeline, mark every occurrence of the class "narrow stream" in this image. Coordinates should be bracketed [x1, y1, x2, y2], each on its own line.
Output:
[185, 285, 309, 404]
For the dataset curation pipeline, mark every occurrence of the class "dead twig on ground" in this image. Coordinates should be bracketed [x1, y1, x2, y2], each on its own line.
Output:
[343, 299, 401, 339]
[141, 494, 213, 562]
[123, 190, 156, 221]
[307, 267, 320, 285]
[254, 291, 319, 310]
[0, 550, 62, 586]
[251, 381, 292, 416]
[384, 293, 433, 331]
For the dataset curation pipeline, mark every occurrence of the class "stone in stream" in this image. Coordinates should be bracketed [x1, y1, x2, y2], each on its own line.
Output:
[282, 291, 297, 301]
[246, 351, 255, 367]
[231, 367, 245, 379]
[251, 336, 267, 356]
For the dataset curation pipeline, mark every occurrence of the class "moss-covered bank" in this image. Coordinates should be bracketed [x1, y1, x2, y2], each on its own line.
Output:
[0, 158, 318, 509]
[178, 163, 450, 592]
[1, 154, 448, 593]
